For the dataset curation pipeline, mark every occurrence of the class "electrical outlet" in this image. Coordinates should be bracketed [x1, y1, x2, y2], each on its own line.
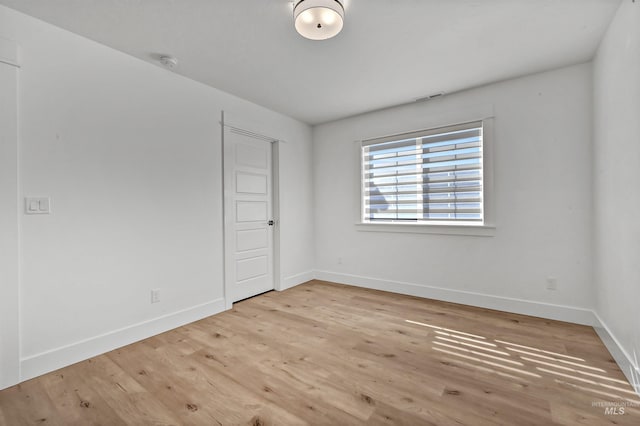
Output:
[338, 257, 343, 264]
[151, 289, 161, 303]
[546, 277, 558, 291]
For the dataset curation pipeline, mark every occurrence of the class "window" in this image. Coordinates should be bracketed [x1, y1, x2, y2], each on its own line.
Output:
[361, 121, 485, 226]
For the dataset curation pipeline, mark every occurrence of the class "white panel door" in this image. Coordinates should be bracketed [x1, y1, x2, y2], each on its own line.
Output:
[224, 128, 274, 303]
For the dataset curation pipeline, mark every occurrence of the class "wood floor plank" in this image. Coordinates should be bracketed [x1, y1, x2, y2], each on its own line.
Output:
[38, 364, 127, 425]
[108, 340, 266, 425]
[0, 381, 66, 426]
[74, 356, 182, 425]
[1, 280, 639, 425]
[192, 347, 364, 425]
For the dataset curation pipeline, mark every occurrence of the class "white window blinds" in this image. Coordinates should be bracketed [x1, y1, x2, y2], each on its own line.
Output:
[362, 121, 484, 224]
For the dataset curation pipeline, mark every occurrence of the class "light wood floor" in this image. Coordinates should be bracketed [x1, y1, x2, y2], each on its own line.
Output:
[1, 280, 638, 425]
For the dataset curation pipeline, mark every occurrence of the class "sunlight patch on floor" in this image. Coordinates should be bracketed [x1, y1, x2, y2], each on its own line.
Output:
[432, 347, 542, 378]
[406, 318, 640, 405]
[434, 336, 511, 356]
[494, 339, 586, 362]
[433, 341, 523, 365]
[404, 319, 486, 339]
[504, 347, 607, 372]
[434, 330, 497, 347]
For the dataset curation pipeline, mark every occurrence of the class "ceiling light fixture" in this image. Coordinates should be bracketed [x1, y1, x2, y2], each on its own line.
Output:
[294, 0, 344, 41]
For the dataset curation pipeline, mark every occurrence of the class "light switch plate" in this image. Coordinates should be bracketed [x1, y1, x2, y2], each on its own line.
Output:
[25, 197, 51, 214]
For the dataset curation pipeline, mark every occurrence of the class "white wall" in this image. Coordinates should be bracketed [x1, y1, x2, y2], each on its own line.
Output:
[313, 63, 595, 323]
[593, 0, 640, 392]
[0, 5, 313, 386]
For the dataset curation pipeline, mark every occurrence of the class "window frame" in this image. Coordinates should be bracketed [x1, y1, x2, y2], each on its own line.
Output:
[357, 117, 495, 237]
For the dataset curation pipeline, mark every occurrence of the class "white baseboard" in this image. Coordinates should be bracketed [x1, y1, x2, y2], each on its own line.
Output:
[19, 298, 226, 383]
[280, 270, 315, 291]
[593, 313, 640, 396]
[314, 270, 597, 326]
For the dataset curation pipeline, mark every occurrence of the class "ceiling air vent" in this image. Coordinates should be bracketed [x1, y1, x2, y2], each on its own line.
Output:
[415, 92, 445, 102]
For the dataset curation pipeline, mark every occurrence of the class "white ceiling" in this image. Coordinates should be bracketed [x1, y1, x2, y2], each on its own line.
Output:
[0, 0, 621, 124]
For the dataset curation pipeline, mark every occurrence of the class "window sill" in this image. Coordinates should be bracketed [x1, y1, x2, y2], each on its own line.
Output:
[355, 222, 495, 237]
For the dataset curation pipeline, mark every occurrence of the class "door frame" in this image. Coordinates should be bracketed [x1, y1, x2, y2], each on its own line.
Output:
[220, 112, 282, 310]
[0, 37, 20, 390]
